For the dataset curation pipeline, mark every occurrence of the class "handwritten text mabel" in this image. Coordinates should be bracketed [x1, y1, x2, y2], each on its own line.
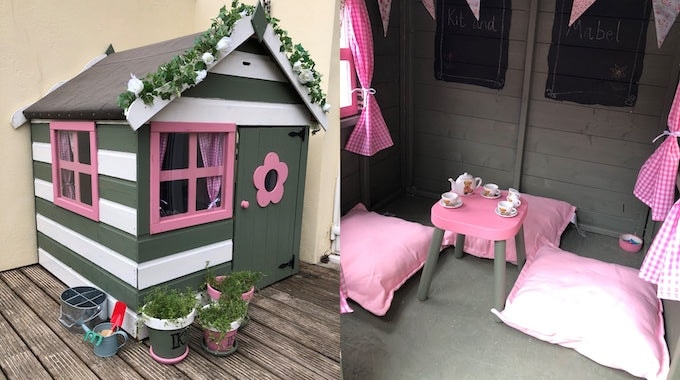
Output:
[566, 19, 622, 43]
[446, 8, 499, 33]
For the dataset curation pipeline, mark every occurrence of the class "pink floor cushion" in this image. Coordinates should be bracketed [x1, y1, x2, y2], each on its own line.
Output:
[340, 203, 437, 316]
[443, 193, 575, 264]
[492, 244, 669, 380]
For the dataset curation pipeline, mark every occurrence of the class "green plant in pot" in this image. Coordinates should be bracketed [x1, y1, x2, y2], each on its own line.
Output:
[206, 270, 263, 303]
[140, 286, 198, 364]
[197, 294, 248, 356]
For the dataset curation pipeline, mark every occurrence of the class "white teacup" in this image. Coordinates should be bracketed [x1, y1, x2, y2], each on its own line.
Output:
[482, 183, 499, 197]
[508, 188, 521, 199]
[507, 193, 521, 207]
[441, 192, 460, 207]
[497, 200, 516, 216]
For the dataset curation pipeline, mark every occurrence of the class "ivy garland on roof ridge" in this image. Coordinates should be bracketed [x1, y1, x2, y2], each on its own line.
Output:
[117, 0, 329, 115]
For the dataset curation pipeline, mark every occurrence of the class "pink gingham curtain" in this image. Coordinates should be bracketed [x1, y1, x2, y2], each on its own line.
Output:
[58, 130, 76, 199]
[339, 265, 354, 313]
[633, 81, 680, 221]
[198, 133, 224, 209]
[639, 198, 680, 300]
[159, 133, 168, 169]
[343, 0, 394, 156]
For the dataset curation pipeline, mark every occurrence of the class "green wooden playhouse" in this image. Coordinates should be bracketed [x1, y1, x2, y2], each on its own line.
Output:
[20, 5, 328, 338]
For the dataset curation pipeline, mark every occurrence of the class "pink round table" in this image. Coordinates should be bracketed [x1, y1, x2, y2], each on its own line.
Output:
[416, 188, 529, 313]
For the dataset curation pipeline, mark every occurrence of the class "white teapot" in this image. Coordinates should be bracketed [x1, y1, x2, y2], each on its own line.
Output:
[448, 172, 483, 196]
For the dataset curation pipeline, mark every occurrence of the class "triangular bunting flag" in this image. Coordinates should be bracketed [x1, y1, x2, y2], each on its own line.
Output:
[466, 0, 480, 20]
[569, 0, 597, 26]
[653, 0, 680, 48]
[422, 0, 435, 19]
[377, 0, 392, 37]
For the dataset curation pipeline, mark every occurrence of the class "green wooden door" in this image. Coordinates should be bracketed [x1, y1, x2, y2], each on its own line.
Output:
[233, 126, 309, 287]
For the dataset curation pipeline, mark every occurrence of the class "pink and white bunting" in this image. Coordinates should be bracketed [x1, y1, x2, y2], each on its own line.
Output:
[421, 0, 479, 20]
[569, 0, 679, 47]
[652, 0, 680, 48]
[377, 0, 392, 37]
[422, 0, 678, 48]
[569, 0, 597, 26]
[422, 0, 436, 19]
[466, 0, 481, 20]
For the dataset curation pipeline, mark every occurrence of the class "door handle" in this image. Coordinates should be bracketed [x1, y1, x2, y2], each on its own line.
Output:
[240, 200, 249, 209]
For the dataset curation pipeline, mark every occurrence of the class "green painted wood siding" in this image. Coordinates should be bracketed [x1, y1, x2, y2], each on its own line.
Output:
[183, 73, 301, 104]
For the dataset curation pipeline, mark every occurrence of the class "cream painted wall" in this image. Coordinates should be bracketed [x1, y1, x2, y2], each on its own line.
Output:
[1, 0, 340, 270]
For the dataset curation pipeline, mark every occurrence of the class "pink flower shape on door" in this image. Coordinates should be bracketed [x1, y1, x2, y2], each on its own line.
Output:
[253, 152, 288, 207]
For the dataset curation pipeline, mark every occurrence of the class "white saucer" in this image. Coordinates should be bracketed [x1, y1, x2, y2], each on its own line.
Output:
[495, 207, 517, 218]
[481, 192, 501, 199]
[440, 199, 463, 209]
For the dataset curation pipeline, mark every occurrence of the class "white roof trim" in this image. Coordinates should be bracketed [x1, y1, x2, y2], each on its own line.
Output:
[126, 16, 256, 130]
[125, 15, 328, 131]
[261, 24, 328, 131]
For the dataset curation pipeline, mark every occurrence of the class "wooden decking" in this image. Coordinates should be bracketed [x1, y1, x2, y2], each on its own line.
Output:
[0, 263, 340, 379]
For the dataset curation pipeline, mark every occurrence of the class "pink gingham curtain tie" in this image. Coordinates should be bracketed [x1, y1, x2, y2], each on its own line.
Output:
[634, 81, 680, 221]
[351, 87, 376, 108]
[652, 130, 680, 143]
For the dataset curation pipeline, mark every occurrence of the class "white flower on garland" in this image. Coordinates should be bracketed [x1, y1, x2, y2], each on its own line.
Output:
[323, 103, 331, 112]
[202, 52, 215, 65]
[117, 1, 329, 115]
[216, 36, 232, 51]
[195, 70, 207, 84]
[298, 69, 314, 84]
[127, 74, 144, 95]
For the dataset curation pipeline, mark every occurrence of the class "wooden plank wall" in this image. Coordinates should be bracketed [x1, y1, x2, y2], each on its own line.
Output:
[408, 0, 680, 236]
[341, 0, 405, 215]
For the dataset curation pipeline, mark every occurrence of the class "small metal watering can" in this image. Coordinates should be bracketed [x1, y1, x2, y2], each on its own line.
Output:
[81, 301, 126, 347]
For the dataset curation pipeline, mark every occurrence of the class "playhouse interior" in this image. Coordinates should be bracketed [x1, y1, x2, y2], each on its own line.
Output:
[340, 0, 680, 379]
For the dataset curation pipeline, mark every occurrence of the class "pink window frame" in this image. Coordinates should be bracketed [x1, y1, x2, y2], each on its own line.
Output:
[340, 21, 359, 118]
[49, 121, 99, 221]
[149, 121, 236, 234]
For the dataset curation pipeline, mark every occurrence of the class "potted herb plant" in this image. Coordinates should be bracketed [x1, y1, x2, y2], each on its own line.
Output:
[206, 270, 263, 303]
[139, 286, 197, 364]
[197, 295, 248, 356]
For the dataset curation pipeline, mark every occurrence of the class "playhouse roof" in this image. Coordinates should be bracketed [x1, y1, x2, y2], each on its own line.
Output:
[23, 9, 328, 130]
[23, 33, 201, 121]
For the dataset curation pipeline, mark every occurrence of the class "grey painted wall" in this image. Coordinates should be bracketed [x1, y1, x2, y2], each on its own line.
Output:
[408, 0, 679, 236]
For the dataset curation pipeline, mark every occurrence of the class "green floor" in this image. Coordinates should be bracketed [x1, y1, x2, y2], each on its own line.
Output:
[341, 194, 646, 380]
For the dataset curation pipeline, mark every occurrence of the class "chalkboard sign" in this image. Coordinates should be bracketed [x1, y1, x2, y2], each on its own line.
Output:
[434, 0, 511, 89]
[545, 0, 651, 107]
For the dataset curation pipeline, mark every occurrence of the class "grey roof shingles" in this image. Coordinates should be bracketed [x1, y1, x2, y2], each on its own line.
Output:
[23, 32, 201, 121]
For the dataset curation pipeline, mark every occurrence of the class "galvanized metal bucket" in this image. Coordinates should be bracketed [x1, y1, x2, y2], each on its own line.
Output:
[59, 286, 107, 332]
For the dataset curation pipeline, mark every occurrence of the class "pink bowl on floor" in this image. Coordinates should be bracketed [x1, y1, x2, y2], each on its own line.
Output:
[619, 234, 643, 253]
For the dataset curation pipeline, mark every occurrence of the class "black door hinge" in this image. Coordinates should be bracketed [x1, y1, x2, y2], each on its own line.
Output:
[278, 255, 295, 269]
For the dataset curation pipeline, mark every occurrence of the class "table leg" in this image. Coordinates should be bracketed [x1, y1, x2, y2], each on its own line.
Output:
[417, 227, 445, 301]
[514, 225, 526, 271]
[454, 233, 466, 258]
[493, 240, 507, 316]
